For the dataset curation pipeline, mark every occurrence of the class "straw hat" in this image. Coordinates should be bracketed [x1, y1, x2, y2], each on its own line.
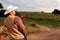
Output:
[4, 5, 18, 15]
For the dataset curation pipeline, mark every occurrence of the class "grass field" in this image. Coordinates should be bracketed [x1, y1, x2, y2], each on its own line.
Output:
[19, 12, 60, 28]
[0, 12, 60, 35]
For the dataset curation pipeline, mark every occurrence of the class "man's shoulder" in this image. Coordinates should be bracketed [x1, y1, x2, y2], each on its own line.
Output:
[14, 16, 21, 20]
[15, 16, 21, 19]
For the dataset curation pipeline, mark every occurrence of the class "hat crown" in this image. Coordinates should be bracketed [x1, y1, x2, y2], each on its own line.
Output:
[7, 5, 13, 10]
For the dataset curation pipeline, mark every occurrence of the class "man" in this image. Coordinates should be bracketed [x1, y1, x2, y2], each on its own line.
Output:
[4, 5, 27, 40]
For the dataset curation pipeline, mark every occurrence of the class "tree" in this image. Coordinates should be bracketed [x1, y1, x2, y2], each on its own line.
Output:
[0, 3, 6, 17]
[52, 9, 60, 14]
[41, 11, 45, 13]
[0, 3, 3, 9]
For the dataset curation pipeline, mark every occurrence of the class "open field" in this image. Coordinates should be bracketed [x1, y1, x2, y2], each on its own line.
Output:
[1, 12, 60, 28]
[0, 12, 60, 34]
[18, 12, 60, 28]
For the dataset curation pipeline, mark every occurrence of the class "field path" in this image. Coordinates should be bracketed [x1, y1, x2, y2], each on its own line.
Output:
[27, 24, 60, 40]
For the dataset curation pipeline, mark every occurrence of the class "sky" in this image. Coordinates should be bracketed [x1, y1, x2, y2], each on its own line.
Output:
[0, 0, 60, 12]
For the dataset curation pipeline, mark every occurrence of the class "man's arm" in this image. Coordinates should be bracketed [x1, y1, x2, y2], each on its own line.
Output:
[14, 16, 27, 40]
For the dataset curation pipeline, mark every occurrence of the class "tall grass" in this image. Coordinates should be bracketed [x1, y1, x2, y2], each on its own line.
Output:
[19, 12, 60, 28]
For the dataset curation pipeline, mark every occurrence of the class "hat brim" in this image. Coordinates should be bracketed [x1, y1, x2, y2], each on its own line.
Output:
[4, 6, 18, 15]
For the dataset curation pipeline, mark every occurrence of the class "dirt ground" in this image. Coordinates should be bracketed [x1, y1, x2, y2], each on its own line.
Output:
[27, 24, 60, 40]
[1, 24, 60, 40]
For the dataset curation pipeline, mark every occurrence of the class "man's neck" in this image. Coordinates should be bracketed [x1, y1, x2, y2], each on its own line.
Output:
[8, 15, 15, 17]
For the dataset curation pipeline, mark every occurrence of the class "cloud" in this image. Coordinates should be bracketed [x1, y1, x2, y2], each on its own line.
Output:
[57, 0, 60, 2]
[1, 0, 60, 12]
[0, 0, 2, 3]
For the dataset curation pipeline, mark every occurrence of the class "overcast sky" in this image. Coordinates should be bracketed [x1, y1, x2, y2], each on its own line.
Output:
[0, 0, 60, 12]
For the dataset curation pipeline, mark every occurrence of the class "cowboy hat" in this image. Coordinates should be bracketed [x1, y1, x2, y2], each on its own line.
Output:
[4, 5, 18, 15]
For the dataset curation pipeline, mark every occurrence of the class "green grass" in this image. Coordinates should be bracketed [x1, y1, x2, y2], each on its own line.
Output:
[38, 20, 60, 28]
[26, 18, 60, 28]
[0, 17, 5, 24]
[22, 12, 60, 28]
